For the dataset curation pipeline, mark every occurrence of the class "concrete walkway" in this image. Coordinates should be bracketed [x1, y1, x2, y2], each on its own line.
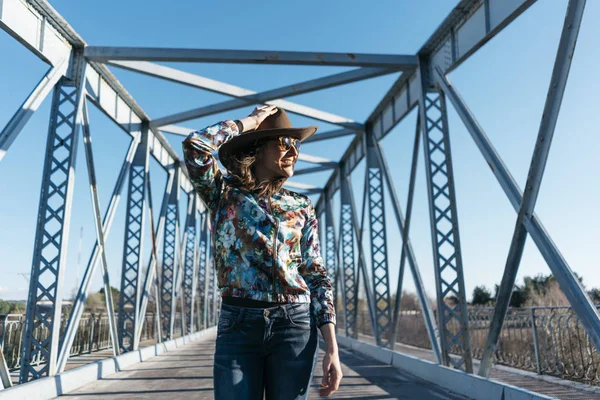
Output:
[55, 332, 468, 399]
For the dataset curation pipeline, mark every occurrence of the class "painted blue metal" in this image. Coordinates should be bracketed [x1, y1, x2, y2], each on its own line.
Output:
[339, 181, 358, 338]
[20, 64, 86, 382]
[477, 0, 590, 377]
[196, 212, 209, 331]
[324, 198, 338, 317]
[117, 126, 150, 353]
[161, 170, 180, 341]
[365, 131, 393, 348]
[417, 67, 473, 372]
[182, 195, 197, 335]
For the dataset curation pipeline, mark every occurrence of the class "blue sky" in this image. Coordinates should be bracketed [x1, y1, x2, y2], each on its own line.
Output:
[1, 1, 598, 305]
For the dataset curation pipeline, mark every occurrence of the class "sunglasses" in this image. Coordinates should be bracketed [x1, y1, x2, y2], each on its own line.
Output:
[275, 136, 301, 152]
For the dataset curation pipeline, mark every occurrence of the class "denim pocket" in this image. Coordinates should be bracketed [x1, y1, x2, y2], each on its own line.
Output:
[217, 315, 236, 333]
[287, 309, 312, 330]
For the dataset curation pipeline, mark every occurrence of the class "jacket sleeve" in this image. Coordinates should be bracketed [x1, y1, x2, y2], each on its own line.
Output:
[182, 120, 240, 213]
[299, 200, 336, 327]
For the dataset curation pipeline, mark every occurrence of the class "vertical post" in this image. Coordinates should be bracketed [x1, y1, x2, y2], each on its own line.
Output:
[117, 124, 150, 353]
[339, 178, 358, 338]
[478, 0, 588, 377]
[375, 126, 442, 362]
[87, 314, 95, 355]
[197, 212, 209, 330]
[530, 308, 542, 374]
[345, 175, 379, 341]
[418, 58, 473, 372]
[161, 169, 181, 340]
[182, 195, 198, 335]
[324, 197, 339, 321]
[365, 129, 393, 347]
[134, 170, 175, 346]
[20, 57, 86, 382]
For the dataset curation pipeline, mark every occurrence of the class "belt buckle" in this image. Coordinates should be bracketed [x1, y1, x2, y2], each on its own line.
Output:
[264, 309, 270, 317]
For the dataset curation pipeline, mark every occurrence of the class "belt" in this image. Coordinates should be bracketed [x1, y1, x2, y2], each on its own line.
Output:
[222, 296, 285, 309]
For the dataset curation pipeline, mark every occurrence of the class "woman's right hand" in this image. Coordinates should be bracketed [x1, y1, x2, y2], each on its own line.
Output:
[241, 105, 278, 132]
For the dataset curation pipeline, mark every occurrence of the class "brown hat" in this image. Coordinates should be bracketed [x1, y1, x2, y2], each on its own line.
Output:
[218, 108, 317, 170]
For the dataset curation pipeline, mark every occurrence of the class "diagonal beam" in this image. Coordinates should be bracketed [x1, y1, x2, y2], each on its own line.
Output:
[297, 153, 336, 166]
[284, 181, 320, 190]
[112, 60, 374, 130]
[303, 128, 356, 143]
[86, 47, 418, 67]
[0, 58, 68, 162]
[475, 0, 590, 377]
[293, 165, 336, 176]
[79, 100, 120, 358]
[57, 129, 140, 372]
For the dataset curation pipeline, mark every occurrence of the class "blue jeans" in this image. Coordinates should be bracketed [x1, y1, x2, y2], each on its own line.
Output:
[213, 302, 319, 400]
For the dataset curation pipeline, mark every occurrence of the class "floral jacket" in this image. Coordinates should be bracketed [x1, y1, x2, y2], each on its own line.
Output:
[182, 120, 335, 327]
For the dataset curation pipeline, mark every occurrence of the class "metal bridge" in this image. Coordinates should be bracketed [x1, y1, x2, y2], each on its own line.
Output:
[0, 0, 599, 398]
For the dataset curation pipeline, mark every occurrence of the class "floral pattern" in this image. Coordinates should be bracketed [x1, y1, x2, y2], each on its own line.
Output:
[182, 121, 335, 327]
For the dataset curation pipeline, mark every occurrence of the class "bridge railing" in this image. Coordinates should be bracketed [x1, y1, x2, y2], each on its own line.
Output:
[0, 313, 180, 371]
[337, 305, 600, 385]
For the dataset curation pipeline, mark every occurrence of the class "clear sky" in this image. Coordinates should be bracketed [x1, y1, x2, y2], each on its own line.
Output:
[1, 1, 598, 306]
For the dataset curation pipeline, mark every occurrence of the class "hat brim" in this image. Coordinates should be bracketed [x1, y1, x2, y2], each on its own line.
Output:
[218, 126, 317, 170]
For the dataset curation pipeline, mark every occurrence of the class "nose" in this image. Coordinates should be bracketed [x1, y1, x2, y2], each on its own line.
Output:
[288, 142, 299, 157]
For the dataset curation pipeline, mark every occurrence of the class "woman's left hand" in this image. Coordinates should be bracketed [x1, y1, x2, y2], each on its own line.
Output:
[320, 348, 342, 397]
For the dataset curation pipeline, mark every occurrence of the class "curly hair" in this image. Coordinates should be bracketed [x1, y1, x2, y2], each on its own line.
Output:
[224, 140, 286, 198]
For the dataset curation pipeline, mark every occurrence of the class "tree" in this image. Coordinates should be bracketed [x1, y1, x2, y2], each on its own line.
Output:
[471, 285, 493, 306]
[494, 283, 528, 307]
[588, 288, 600, 304]
[0, 300, 11, 314]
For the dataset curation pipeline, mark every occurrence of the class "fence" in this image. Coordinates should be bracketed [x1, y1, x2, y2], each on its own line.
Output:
[336, 305, 600, 385]
[0, 312, 181, 371]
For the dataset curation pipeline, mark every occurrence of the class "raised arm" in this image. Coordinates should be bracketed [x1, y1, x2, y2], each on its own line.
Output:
[182, 120, 239, 213]
[182, 105, 278, 212]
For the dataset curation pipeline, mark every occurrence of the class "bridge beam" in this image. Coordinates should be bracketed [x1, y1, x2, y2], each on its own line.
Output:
[20, 59, 87, 382]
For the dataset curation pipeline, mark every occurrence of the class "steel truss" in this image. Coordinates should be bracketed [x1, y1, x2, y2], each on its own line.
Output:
[161, 171, 180, 341]
[2, 0, 598, 386]
[196, 213, 209, 331]
[182, 195, 198, 335]
[20, 67, 86, 382]
[418, 81, 473, 371]
[117, 129, 150, 353]
[365, 131, 393, 347]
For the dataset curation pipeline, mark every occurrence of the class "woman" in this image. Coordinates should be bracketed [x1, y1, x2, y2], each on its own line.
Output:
[182, 105, 342, 399]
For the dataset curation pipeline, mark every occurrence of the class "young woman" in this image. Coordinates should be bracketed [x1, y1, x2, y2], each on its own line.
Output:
[182, 105, 342, 399]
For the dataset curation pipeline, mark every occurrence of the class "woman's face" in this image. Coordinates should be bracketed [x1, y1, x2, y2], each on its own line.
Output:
[255, 136, 300, 180]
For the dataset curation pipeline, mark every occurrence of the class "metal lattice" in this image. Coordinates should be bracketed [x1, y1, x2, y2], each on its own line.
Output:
[117, 132, 148, 353]
[366, 133, 392, 347]
[340, 183, 358, 338]
[196, 213, 208, 331]
[325, 214, 338, 314]
[419, 88, 473, 372]
[207, 253, 215, 326]
[183, 197, 197, 335]
[20, 76, 83, 382]
[161, 200, 178, 340]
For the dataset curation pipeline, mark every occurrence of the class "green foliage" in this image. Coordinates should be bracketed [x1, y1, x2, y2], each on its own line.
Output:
[471, 285, 493, 306]
[0, 300, 26, 314]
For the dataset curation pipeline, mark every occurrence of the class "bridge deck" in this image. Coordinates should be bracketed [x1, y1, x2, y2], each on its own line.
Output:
[54, 331, 467, 400]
